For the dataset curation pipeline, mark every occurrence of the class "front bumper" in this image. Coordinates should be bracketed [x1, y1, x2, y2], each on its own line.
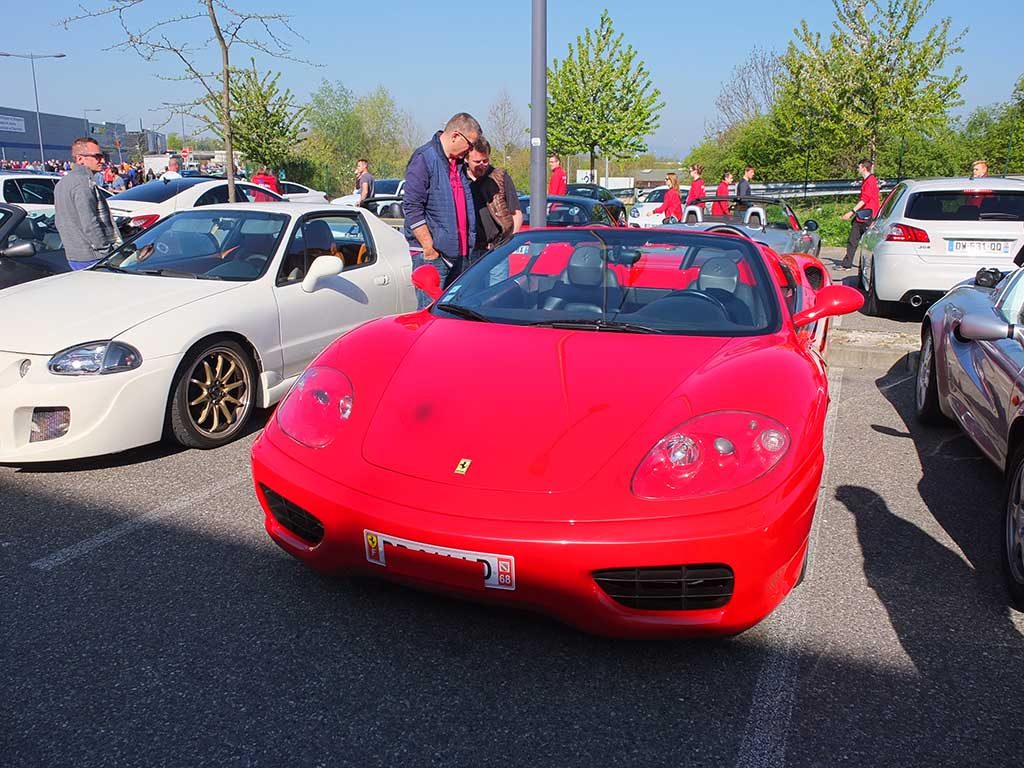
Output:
[0, 350, 179, 462]
[251, 432, 820, 638]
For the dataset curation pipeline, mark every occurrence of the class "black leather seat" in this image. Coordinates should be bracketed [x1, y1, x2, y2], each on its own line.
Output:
[542, 245, 620, 314]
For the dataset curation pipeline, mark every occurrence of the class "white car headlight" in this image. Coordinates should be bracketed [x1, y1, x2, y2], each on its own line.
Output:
[48, 341, 143, 376]
[630, 207, 640, 217]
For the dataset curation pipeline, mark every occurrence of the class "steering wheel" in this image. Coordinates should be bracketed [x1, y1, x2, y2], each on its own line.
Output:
[663, 289, 728, 313]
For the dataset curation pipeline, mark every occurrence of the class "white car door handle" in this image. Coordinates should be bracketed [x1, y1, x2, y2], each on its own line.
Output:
[374, 275, 390, 286]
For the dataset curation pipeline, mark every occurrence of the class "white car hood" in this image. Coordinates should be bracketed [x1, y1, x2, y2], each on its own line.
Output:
[0, 271, 243, 354]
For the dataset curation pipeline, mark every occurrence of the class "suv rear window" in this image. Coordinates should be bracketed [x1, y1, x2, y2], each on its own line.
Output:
[906, 190, 1024, 221]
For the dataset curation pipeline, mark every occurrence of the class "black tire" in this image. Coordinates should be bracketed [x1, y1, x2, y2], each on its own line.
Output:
[167, 339, 256, 449]
[915, 325, 946, 425]
[864, 264, 893, 317]
[1001, 442, 1024, 611]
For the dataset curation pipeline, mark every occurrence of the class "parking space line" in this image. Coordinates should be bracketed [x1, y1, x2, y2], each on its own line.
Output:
[30, 473, 250, 572]
[733, 367, 844, 768]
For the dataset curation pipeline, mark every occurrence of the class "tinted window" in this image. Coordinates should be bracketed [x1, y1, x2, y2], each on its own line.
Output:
[3, 179, 24, 204]
[906, 190, 1024, 221]
[195, 185, 230, 206]
[374, 179, 400, 195]
[435, 229, 779, 335]
[281, 183, 304, 194]
[3, 178, 56, 205]
[643, 189, 667, 204]
[109, 178, 206, 203]
[521, 200, 593, 227]
[591, 204, 613, 226]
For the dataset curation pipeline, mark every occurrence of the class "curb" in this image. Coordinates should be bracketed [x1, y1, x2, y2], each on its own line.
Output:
[827, 346, 919, 372]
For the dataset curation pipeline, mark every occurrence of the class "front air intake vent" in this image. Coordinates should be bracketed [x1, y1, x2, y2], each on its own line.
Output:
[593, 564, 734, 611]
[260, 485, 325, 545]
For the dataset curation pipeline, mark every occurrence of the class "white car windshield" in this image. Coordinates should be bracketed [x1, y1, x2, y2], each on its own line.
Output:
[98, 209, 288, 281]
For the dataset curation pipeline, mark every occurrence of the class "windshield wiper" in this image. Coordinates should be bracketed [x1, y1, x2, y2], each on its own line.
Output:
[435, 303, 491, 322]
[528, 318, 663, 334]
[91, 264, 131, 274]
[978, 212, 1020, 220]
[134, 268, 198, 278]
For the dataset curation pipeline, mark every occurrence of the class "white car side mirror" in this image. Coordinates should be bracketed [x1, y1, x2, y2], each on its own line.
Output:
[301, 255, 343, 293]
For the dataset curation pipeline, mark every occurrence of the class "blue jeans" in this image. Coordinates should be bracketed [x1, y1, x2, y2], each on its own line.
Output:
[411, 250, 460, 309]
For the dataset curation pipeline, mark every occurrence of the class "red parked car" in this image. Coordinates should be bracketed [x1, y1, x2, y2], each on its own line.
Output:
[251, 227, 861, 638]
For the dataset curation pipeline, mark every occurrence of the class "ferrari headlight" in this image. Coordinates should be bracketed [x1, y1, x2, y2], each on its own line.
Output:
[631, 411, 790, 500]
[276, 366, 354, 449]
[629, 206, 640, 218]
[48, 341, 143, 376]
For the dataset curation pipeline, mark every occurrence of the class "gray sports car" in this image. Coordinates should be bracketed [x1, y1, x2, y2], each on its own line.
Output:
[917, 266, 1024, 609]
[664, 196, 822, 256]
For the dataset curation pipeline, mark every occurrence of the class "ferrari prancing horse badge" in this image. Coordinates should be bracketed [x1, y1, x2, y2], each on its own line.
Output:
[454, 458, 472, 475]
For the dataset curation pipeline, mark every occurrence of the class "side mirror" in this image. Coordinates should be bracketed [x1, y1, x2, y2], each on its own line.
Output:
[1, 240, 38, 258]
[855, 209, 873, 222]
[792, 284, 865, 328]
[662, 216, 679, 225]
[412, 264, 443, 301]
[958, 312, 1014, 342]
[804, 219, 819, 232]
[301, 255, 343, 293]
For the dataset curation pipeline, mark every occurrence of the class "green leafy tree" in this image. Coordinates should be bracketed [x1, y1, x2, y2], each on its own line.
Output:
[201, 59, 307, 171]
[780, 0, 966, 165]
[547, 10, 664, 176]
[353, 86, 417, 178]
[299, 80, 364, 194]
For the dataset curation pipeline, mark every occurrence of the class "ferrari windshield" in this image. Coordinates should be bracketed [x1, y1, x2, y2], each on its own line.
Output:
[99, 209, 288, 280]
[691, 197, 799, 230]
[434, 229, 781, 335]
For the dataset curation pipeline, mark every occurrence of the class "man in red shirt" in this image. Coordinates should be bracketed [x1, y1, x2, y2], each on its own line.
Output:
[840, 159, 880, 269]
[548, 154, 567, 196]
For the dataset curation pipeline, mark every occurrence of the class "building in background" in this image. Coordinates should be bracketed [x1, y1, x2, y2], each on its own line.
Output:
[0, 104, 164, 162]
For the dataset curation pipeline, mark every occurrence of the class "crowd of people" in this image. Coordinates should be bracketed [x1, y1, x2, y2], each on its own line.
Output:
[1, 158, 71, 173]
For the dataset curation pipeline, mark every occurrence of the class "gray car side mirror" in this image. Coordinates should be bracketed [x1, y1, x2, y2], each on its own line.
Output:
[958, 312, 1021, 344]
[0, 240, 37, 258]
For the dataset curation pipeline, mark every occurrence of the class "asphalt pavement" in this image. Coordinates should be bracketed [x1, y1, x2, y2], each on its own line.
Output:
[3, 256, 1023, 766]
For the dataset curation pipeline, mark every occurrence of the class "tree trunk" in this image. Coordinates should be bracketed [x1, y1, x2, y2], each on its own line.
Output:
[206, 0, 235, 202]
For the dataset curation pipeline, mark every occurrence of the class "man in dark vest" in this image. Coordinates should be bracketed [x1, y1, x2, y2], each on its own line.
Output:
[466, 137, 522, 259]
[402, 112, 482, 308]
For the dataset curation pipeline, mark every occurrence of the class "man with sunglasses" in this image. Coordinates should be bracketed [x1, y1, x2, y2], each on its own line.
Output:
[403, 112, 482, 308]
[54, 137, 120, 270]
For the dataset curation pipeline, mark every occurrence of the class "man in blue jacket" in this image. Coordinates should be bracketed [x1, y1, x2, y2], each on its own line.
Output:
[402, 112, 482, 308]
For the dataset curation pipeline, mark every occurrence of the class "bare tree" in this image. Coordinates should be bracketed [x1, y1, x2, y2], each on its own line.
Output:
[713, 47, 782, 134]
[487, 88, 525, 160]
[62, 0, 307, 201]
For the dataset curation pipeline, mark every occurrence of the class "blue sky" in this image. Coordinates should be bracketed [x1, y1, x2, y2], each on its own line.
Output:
[4, 1, 1021, 157]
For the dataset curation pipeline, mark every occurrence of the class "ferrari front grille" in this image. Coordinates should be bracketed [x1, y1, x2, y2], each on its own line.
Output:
[593, 564, 734, 611]
[260, 485, 324, 545]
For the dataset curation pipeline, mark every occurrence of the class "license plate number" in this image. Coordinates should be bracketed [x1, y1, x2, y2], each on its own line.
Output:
[364, 529, 516, 590]
[946, 239, 1011, 253]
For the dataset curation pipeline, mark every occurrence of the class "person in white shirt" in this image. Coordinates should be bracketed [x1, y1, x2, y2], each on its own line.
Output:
[161, 156, 182, 180]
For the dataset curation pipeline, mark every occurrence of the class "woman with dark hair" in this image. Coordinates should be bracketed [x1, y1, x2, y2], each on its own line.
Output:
[653, 172, 682, 222]
[712, 171, 733, 216]
[685, 164, 705, 207]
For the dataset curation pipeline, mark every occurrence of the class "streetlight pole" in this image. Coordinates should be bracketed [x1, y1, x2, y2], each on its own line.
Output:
[529, 0, 547, 228]
[0, 51, 66, 163]
[83, 108, 101, 137]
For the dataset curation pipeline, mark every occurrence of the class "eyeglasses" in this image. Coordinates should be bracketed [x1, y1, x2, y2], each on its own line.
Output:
[455, 131, 475, 149]
[80, 153, 104, 160]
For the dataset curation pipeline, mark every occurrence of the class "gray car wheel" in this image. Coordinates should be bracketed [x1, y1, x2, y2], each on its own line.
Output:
[1001, 443, 1024, 610]
[915, 326, 946, 425]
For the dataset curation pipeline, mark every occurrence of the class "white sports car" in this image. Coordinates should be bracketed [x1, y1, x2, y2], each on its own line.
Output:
[0, 202, 415, 463]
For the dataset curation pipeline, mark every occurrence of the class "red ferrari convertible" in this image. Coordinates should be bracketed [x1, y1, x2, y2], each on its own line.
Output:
[251, 228, 861, 637]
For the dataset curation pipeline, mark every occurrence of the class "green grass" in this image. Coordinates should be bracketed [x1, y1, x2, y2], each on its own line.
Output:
[791, 201, 854, 249]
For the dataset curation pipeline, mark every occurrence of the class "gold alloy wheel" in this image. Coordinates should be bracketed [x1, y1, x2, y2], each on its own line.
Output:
[185, 346, 252, 440]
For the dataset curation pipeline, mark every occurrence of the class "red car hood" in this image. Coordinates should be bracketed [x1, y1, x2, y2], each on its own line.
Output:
[361, 319, 729, 494]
